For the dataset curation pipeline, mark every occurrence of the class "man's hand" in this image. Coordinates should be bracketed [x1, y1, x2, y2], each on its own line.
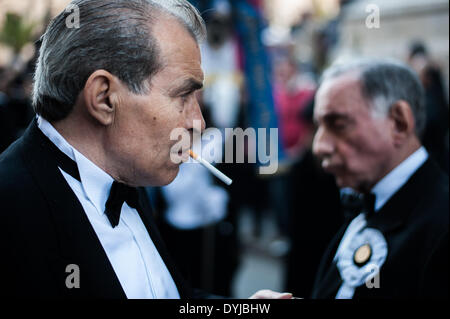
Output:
[249, 289, 293, 299]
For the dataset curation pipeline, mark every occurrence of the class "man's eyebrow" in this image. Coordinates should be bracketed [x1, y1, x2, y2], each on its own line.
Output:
[169, 78, 203, 96]
[314, 112, 351, 125]
[322, 112, 351, 122]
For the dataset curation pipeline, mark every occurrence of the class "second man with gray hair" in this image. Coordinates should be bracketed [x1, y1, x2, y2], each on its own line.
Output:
[310, 59, 448, 298]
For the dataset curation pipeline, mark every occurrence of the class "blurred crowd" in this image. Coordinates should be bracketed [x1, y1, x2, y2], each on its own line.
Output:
[0, 0, 448, 298]
[0, 57, 35, 152]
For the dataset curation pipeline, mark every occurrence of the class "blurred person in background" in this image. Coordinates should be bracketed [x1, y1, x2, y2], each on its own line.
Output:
[0, 66, 15, 151]
[266, 53, 319, 256]
[273, 56, 315, 160]
[311, 59, 448, 299]
[0, 61, 35, 153]
[284, 94, 343, 298]
[408, 41, 449, 174]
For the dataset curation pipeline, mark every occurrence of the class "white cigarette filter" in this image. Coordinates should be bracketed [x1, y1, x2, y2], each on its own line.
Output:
[189, 150, 233, 186]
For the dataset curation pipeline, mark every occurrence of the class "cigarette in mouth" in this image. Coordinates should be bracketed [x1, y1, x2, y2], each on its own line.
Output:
[189, 150, 233, 186]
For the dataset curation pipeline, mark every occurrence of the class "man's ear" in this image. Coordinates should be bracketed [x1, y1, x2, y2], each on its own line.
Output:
[82, 70, 121, 126]
[389, 100, 416, 146]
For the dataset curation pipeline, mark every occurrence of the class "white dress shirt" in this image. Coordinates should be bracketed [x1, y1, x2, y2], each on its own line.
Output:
[37, 116, 180, 299]
[334, 146, 429, 298]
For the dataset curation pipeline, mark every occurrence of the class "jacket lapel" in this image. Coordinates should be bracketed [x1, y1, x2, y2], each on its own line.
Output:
[366, 159, 435, 233]
[312, 224, 348, 298]
[20, 120, 126, 298]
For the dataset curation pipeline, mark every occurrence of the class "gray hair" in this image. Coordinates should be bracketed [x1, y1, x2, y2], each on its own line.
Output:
[320, 58, 426, 138]
[33, 0, 206, 122]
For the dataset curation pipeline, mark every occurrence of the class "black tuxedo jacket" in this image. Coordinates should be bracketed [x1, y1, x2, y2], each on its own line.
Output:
[0, 120, 193, 298]
[311, 159, 448, 299]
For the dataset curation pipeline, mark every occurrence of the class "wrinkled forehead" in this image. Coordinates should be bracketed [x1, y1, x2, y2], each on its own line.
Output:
[153, 14, 203, 79]
[314, 73, 367, 119]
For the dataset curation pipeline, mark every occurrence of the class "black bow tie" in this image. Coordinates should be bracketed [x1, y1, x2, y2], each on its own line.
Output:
[104, 181, 139, 228]
[42, 133, 140, 228]
[341, 192, 376, 220]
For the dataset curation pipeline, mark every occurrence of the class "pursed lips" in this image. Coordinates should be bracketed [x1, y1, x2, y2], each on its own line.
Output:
[321, 158, 344, 175]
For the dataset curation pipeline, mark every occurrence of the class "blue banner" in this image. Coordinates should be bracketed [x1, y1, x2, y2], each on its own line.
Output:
[231, 0, 285, 164]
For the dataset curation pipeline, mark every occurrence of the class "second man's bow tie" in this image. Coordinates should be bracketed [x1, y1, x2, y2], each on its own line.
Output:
[105, 181, 140, 228]
[341, 192, 376, 220]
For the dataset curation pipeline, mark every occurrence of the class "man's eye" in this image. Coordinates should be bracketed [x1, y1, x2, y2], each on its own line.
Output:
[330, 120, 348, 131]
[180, 92, 191, 103]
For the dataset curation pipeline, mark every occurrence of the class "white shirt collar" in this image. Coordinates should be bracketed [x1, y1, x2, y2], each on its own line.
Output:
[37, 116, 113, 216]
[371, 146, 428, 211]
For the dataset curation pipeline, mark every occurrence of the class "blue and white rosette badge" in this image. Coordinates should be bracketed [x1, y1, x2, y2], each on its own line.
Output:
[336, 228, 388, 299]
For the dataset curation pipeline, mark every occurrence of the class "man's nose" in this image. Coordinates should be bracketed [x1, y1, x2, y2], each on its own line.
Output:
[312, 126, 335, 158]
[185, 96, 206, 133]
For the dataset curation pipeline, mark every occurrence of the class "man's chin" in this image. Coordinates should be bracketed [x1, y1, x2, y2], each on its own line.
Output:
[157, 166, 180, 186]
[137, 166, 180, 187]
